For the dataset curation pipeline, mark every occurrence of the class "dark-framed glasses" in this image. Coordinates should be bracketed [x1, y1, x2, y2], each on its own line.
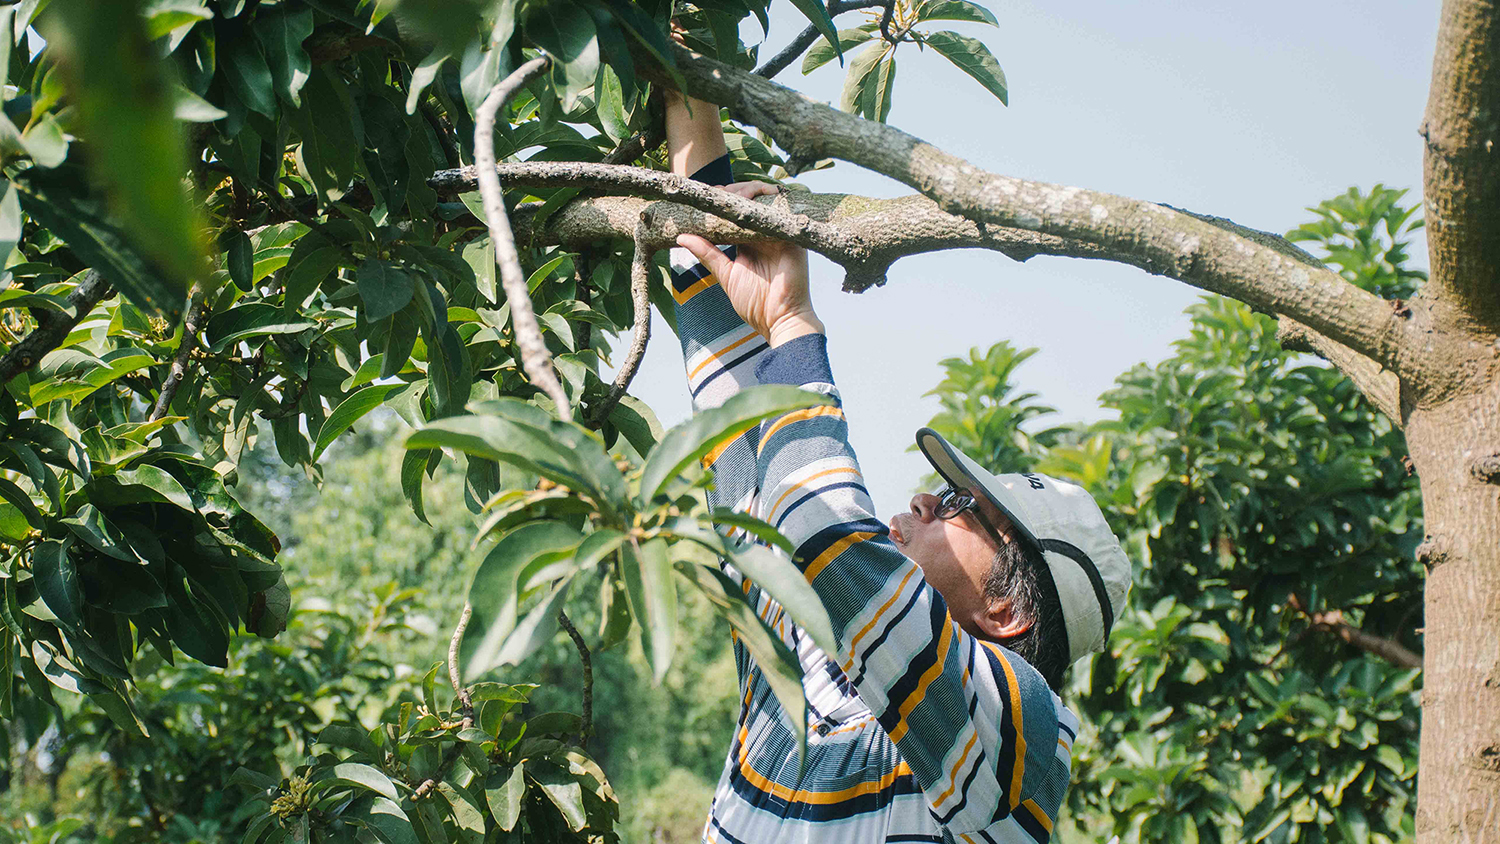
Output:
[934, 485, 1007, 549]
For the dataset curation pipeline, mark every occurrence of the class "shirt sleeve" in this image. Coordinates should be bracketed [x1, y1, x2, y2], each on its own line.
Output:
[752, 333, 1066, 835]
[668, 153, 770, 514]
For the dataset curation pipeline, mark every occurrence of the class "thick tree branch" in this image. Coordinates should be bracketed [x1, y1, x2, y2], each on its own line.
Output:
[1421, 0, 1500, 328]
[1276, 317, 1405, 427]
[589, 231, 652, 427]
[149, 296, 208, 422]
[474, 56, 574, 422]
[755, 0, 889, 79]
[648, 46, 1428, 377]
[0, 271, 112, 386]
[431, 162, 1111, 289]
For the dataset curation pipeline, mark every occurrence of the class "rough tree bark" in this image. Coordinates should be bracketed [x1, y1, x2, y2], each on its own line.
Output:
[426, 1, 1499, 836]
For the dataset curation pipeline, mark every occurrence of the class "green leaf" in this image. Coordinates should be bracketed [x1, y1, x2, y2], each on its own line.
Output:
[33, 539, 82, 630]
[638, 385, 832, 504]
[144, 0, 213, 40]
[915, 0, 999, 26]
[314, 383, 408, 460]
[463, 521, 583, 680]
[92, 464, 196, 511]
[172, 84, 229, 122]
[0, 477, 43, 529]
[21, 114, 69, 167]
[531, 764, 587, 831]
[281, 244, 345, 312]
[345, 795, 418, 844]
[869, 52, 897, 122]
[221, 31, 277, 117]
[400, 448, 436, 523]
[622, 538, 676, 683]
[922, 30, 1007, 105]
[357, 259, 415, 322]
[407, 406, 625, 516]
[30, 348, 157, 405]
[289, 67, 362, 202]
[787, 0, 842, 65]
[0, 287, 71, 314]
[607, 394, 662, 457]
[727, 542, 838, 657]
[485, 763, 525, 831]
[323, 762, 400, 802]
[0, 180, 20, 261]
[528, 8, 600, 112]
[14, 166, 184, 316]
[494, 574, 574, 667]
[802, 26, 877, 74]
[676, 560, 807, 767]
[595, 64, 629, 142]
[405, 48, 449, 114]
[223, 230, 254, 292]
[204, 302, 317, 352]
[839, 42, 888, 116]
[254, 7, 314, 105]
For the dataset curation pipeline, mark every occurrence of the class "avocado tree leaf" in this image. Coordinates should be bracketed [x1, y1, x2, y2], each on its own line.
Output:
[357, 259, 415, 322]
[786, 0, 843, 64]
[463, 521, 583, 680]
[922, 30, 1008, 105]
[638, 385, 832, 505]
[621, 538, 676, 684]
[802, 26, 877, 73]
[915, 0, 999, 26]
[314, 383, 408, 460]
[254, 6, 314, 105]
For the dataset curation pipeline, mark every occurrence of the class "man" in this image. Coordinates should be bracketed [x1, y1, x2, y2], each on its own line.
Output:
[663, 88, 1132, 844]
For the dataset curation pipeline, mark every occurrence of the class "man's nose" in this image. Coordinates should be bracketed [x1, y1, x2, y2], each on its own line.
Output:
[910, 493, 940, 522]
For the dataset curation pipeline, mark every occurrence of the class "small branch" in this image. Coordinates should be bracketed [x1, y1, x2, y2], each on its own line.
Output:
[754, 0, 889, 79]
[574, 252, 594, 352]
[588, 231, 653, 427]
[149, 296, 209, 422]
[601, 124, 666, 166]
[446, 602, 473, 696]
[0, 270, 113, 386]
[556, 610, 593, 748]
[1276, 317, 1404, 428]
[1289, 593, 1423, 670]
[474, 56, 574, 422]
[878, 0, 896, 44]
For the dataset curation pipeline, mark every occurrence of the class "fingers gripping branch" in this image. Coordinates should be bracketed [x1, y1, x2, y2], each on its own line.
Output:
[647, 45, 1425, 377]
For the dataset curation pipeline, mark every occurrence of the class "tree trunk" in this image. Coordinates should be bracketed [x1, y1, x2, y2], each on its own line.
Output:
[1407, 380, 1500, 841]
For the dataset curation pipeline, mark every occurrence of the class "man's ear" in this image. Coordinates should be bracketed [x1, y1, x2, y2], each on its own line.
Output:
[975, 595, 1034, 642]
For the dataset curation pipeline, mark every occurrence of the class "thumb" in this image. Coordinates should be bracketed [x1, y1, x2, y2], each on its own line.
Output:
[676, 234, 736, 281]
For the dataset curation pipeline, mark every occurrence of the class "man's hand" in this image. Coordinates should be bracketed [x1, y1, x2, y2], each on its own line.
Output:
[676, 182, 824, 347]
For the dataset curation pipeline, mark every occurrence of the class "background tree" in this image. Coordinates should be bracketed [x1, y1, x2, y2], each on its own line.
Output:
[0, 0, 1494, 838]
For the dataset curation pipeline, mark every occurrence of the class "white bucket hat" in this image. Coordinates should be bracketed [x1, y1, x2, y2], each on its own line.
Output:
[915, 427, 1132, 665]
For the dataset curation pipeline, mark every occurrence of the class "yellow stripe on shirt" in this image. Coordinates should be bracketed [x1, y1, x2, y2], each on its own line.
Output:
[887, 614, 954, 744]
[803, 531, 877, 581]
[761, 405, 844, 445]
[671, 271, 717, 304]
[982, 640, 1029, 810]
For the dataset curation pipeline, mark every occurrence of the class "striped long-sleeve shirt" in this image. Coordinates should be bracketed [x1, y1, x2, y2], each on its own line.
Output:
[670, 155, 1076, 844]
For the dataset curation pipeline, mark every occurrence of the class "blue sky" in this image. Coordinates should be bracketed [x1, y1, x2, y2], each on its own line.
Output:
[613, 0, 1438, 512]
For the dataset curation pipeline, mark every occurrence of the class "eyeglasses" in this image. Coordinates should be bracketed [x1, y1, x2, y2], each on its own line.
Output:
[933, 485, 1007, 550]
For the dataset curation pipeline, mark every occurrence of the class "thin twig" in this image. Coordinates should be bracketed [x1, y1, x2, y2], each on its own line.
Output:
[575, 252, 594, 352]
[0, 270, 113, 386]
[601, 124, 666, 166]
[588, 230, 652, 427]
[754, 0, 888, 79]
[446, 602, 473, 695]
[878, 0, 896, 44]
[556, 610, 593, 748]
[474, 55, 574, 422]
[149, 295, 208, 421]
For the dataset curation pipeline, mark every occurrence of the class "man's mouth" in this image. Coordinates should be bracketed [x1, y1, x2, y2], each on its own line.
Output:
[888, 517, 906, 546]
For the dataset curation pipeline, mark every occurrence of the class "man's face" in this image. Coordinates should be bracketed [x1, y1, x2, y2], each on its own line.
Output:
[887, 488, 1026, 640]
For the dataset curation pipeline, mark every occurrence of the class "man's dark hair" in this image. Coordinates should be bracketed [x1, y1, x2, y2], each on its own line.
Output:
[983, 539, 1069, 691]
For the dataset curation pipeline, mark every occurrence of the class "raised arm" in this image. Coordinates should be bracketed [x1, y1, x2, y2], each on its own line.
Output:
[676, 241, 1071, 837]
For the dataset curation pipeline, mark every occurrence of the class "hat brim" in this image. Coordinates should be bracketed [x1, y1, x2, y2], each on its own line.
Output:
[915, 427, 1042, 551]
